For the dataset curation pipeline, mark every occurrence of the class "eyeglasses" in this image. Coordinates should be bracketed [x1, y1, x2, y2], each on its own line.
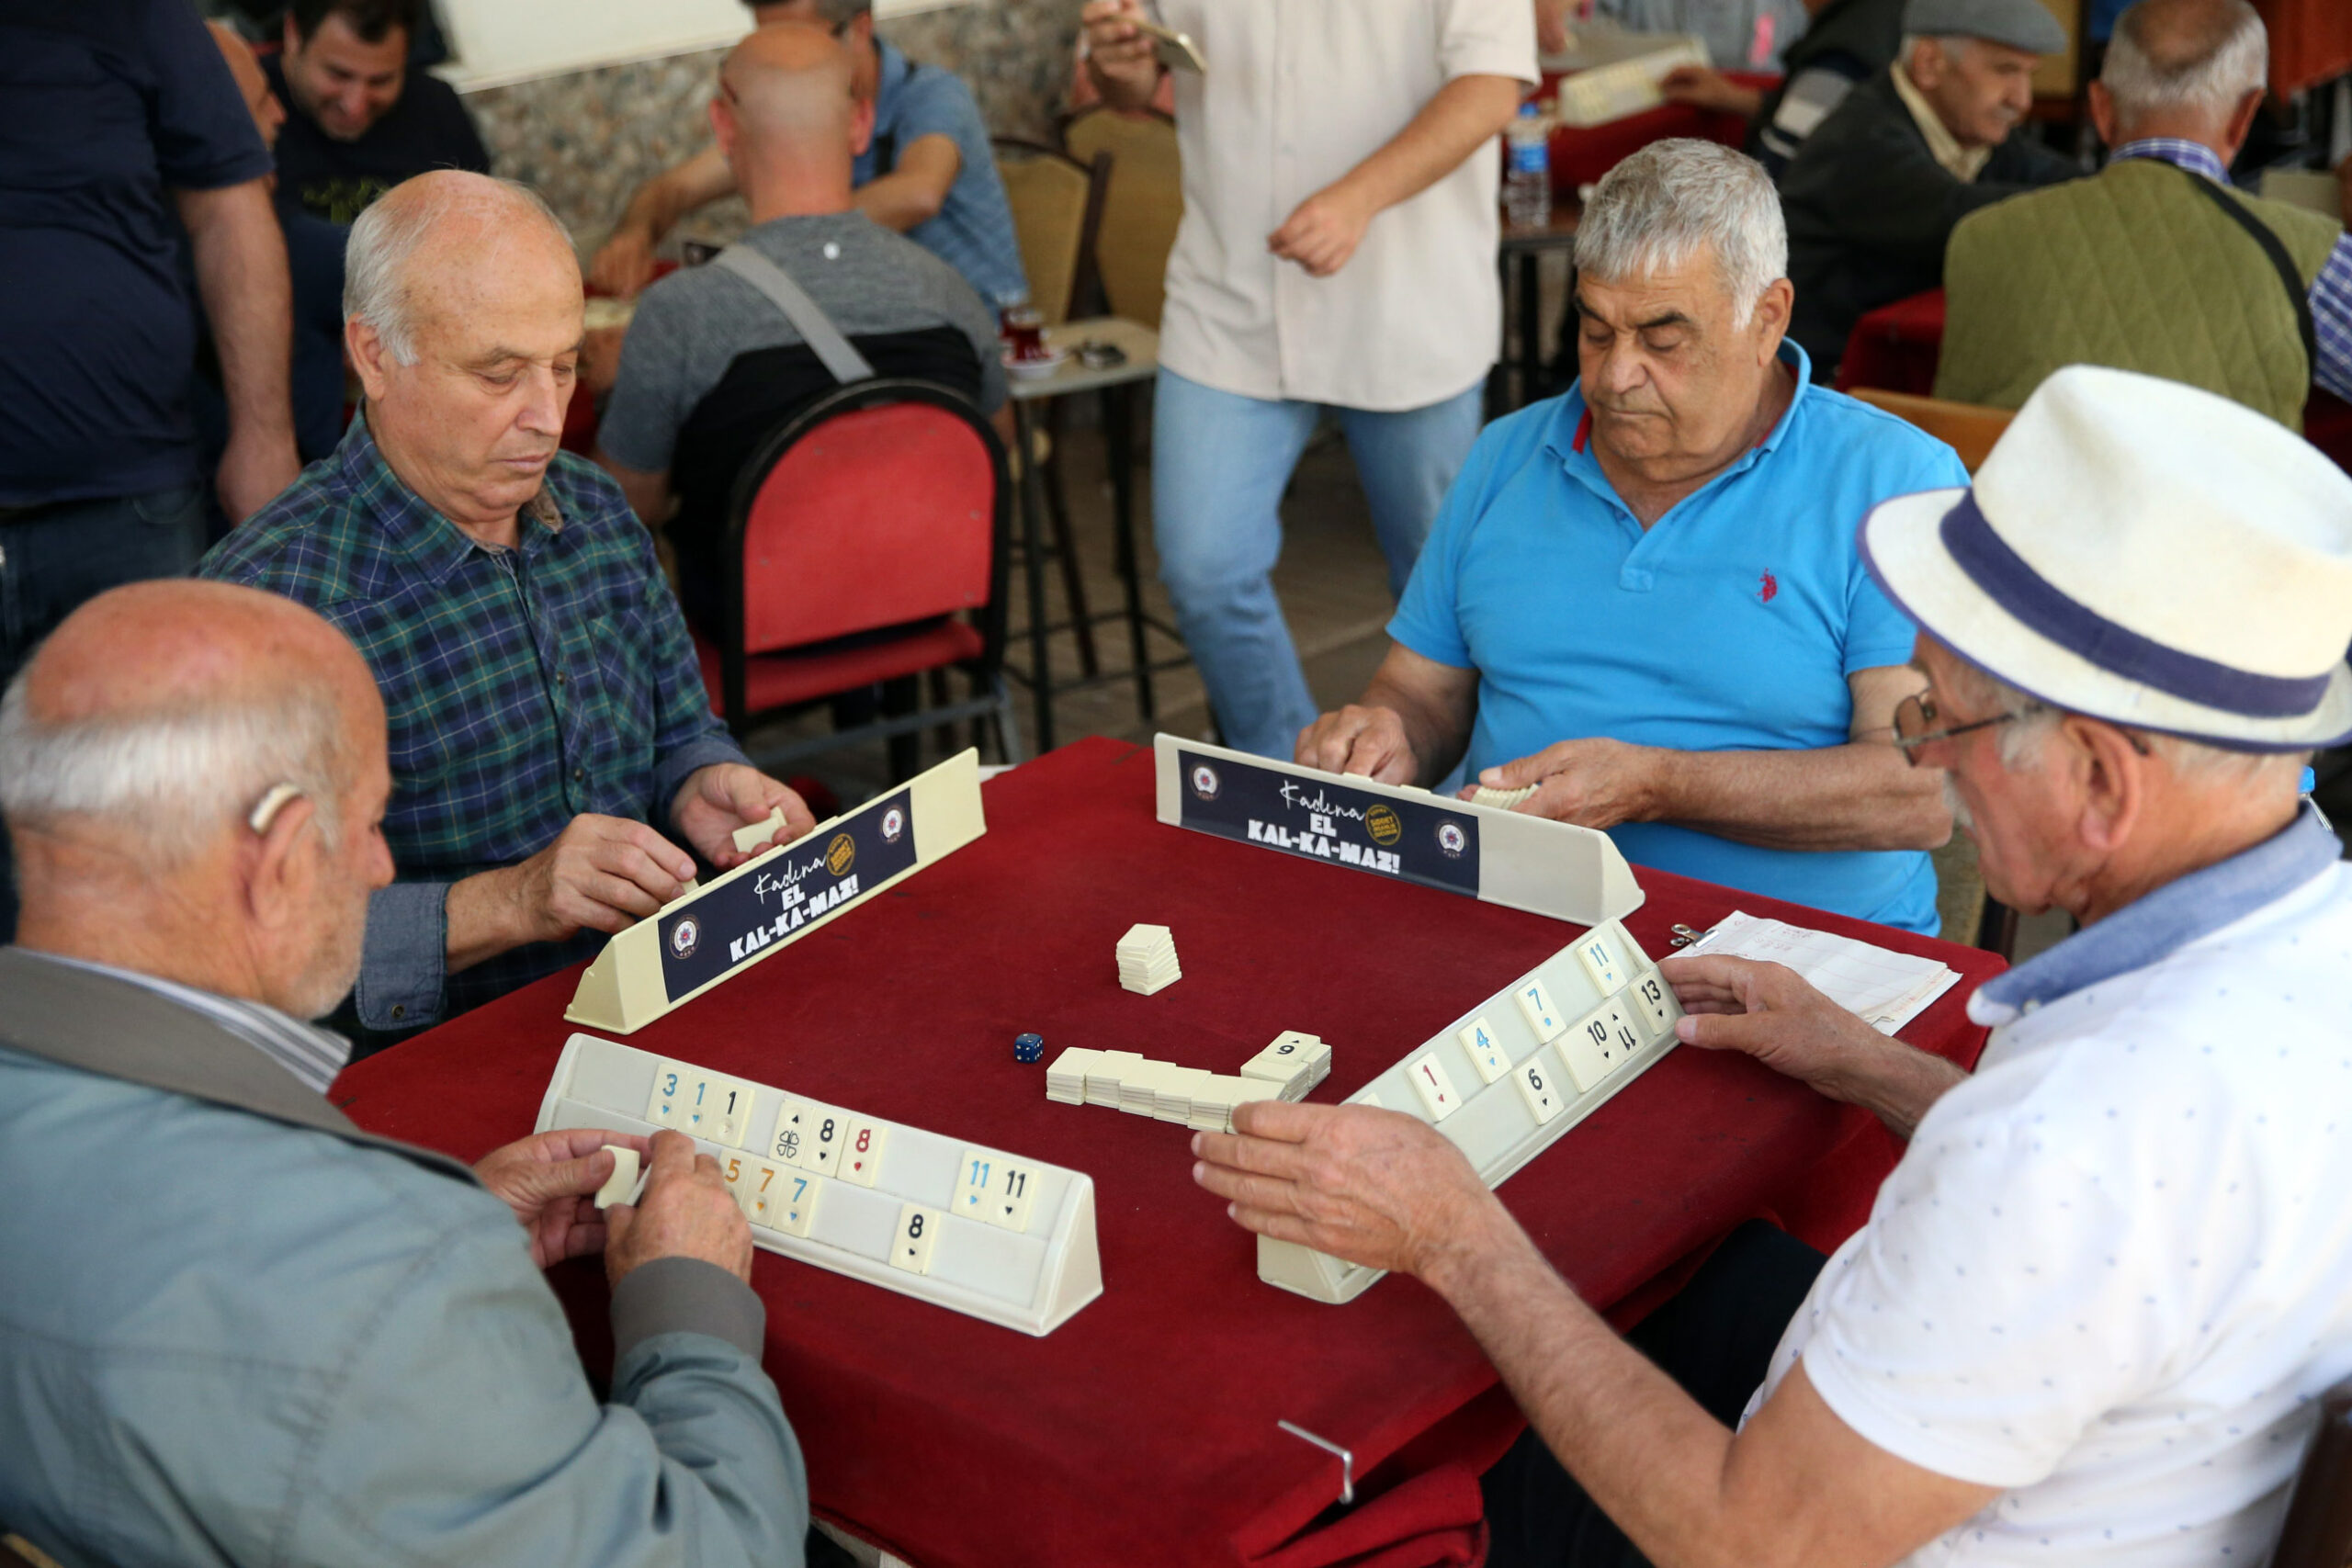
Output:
[1890, 691, 2153, 767]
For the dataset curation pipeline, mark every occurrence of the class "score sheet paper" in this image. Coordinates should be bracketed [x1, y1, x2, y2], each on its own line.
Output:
[1681, 911, 1961, 1034]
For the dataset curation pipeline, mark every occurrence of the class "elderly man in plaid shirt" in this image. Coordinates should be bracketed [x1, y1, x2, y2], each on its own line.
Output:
[204, 172, 814, 1052]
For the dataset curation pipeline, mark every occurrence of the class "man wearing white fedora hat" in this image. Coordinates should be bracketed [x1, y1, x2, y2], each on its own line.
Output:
[1193, 364, 2352, 1565]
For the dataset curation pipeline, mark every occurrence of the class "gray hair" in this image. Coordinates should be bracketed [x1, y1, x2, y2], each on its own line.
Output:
[1940, 655, 2307, 784]
[2100, 0, 2267, 124]
[1573, 140, 1786, 326]
[0, 676, 352, 868]
[1899, 33, 1970, 68]
[344, 175, 571, 366]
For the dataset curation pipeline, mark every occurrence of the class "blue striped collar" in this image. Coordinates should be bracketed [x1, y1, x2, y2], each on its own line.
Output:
[1972, 804, 2341, 1023]
[25, 952, 352, 1094]
[2110, 138, 2231, 186]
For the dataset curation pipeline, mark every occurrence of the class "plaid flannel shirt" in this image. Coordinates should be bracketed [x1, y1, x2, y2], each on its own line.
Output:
[199, 415, 744, 1036]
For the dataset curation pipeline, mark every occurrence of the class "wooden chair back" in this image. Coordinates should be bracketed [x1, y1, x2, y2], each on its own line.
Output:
[992, 138, 1109, 324]
[1062, 107, 1182, 328]
[1850, 389, 2016, 475]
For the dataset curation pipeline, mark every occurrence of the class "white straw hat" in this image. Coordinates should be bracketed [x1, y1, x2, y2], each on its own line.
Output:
[1860, 366, 2352, 751]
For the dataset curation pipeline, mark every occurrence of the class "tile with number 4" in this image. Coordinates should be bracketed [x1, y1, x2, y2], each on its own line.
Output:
[838, 1118, 889, 1187]
[772, 1171, 822, 1237]
[1573, 929, 1628, 993]
[1629, 969, 1676, 1037]
[891, 1202, 944, 1275]
[1512, 979, 1567, 1043]
[1455, 1014, 1511, 1084]
[1405, 1052, 1463, 1122]
[1514, 1053, 1565, 1123]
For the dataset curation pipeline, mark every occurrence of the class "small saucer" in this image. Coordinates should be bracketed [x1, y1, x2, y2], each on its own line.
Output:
[1003, 346, 1070, 379]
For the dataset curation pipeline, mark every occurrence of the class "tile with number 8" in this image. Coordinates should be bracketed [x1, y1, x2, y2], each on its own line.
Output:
[803, 1107, 847, 1177]
[1512, 978, 1566, 1043]
[1405, 1051, 1463, 1121]
[838, 1117, 889, 1187]
[1514, 1053, 1565, 1123]
[1455, 1014, 1511, 1084]
[891, 1202, 944, 1275]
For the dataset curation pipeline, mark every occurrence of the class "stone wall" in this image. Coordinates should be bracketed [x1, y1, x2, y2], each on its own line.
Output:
[463, 0, 1086, 253]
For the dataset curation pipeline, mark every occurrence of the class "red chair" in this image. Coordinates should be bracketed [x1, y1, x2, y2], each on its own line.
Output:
[695, 378, 1019, 780]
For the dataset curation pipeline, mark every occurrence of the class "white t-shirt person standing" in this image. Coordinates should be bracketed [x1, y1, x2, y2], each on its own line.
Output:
[1081, 0, 1535, 759]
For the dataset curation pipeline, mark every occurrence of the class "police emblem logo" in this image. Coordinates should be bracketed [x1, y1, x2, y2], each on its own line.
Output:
[825, 832, 857, 875]
[669, 917, 700, 957]
[880, 806, 905, 843]
[1364, 803, 1403, 846]
[1190, 762, 1220, 799]
[1436, 821, 1467, 858]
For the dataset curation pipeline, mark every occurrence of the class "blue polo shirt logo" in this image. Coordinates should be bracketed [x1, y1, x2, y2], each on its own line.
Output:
[1760, 569, 1780, 604]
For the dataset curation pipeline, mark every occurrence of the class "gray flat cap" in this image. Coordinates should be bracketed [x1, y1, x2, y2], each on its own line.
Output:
[1902, 0, 2068, 52]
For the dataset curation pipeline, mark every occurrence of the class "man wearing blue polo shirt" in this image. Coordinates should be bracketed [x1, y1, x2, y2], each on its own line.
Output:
[1298, 141, 1957, 934]
[589, 0, 1027, 310]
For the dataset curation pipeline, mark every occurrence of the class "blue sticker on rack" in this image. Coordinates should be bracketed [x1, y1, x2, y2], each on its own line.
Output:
[659, 789, 917, 1001]
[1174, 749, 1478, 896]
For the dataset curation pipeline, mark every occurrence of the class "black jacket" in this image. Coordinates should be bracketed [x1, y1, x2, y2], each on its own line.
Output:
[1747, 0, 1907, 176]
[1780, 68, 2078, 379]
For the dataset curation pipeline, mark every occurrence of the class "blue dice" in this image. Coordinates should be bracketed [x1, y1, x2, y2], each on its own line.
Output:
[1013, 1032, 1045, 1064]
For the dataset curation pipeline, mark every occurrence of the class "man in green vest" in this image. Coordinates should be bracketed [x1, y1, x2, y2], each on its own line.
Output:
[1936, 0, 2352, 430]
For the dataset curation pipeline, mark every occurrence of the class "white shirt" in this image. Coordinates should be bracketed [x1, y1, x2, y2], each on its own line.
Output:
[1151, 0, 1537, 412]
[1747, 808, 2352, 1565]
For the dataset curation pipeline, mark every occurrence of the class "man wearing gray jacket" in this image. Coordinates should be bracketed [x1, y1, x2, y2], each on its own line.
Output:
[0, 579, 808, 1566]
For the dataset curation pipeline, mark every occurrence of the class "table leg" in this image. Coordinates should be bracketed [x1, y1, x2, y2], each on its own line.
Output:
[1105, 383, 1154, 724]
[1015, 399, 1056, 753]
[1487, 249, 1510, 422]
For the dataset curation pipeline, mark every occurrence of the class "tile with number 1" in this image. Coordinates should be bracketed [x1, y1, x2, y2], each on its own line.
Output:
[1405, 1052, 1463, 1121]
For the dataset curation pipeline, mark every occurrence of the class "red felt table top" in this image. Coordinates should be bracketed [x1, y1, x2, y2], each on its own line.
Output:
[334, 738, 2003, 1568]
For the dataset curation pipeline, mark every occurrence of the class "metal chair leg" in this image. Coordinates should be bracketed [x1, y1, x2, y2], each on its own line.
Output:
[1041, 407, 1101, 677]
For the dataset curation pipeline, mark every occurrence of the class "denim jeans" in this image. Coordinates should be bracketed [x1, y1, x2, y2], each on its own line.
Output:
[1151, 368, 1486, 759]
[0, 481, 210, 940]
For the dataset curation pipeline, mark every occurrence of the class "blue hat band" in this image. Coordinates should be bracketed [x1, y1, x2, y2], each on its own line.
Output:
[1939, 491, 2332, 720]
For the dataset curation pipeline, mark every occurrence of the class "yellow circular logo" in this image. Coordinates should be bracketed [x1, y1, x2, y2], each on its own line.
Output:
[825, 833, 857, 875]
[1364, 804, 1403, 846]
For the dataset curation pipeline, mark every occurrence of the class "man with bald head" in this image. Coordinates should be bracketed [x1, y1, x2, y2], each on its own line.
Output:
[202, 170, 816, 1053]
[1936, 0, 2352, 427]
[0, 580, 807, 1566]
[595, 24, 1003, 633]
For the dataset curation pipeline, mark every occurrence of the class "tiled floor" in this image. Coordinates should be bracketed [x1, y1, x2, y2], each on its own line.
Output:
[743, 394, 2055, 962]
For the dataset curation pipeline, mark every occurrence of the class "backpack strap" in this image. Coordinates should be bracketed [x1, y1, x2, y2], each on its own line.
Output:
[714, 245, 876, 386]
[2174, 163, 2320, 379]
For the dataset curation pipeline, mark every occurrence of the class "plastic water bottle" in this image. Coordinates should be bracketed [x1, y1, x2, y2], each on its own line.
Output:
[1505, 101, 1552, 228]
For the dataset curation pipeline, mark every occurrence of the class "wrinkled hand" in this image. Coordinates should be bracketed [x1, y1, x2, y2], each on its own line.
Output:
[1464, 738, 1660, 829]
[475, 1128, 650, 1269]
[1658, 953, 1885, 1093]
[1659, 64, 1751, 115]
[1080, 0, 1159, 81]
[510, 812, 697, 943]
[604, 1129, 755, 1287]
[1295, 705, 1419, 783]
[587, 226, 658, 298]
[671, 762, 815, 871]
[1191, 1100, 1504, 1280]
[1269, 184, 1376, 277]
[217, 427, 301, 524]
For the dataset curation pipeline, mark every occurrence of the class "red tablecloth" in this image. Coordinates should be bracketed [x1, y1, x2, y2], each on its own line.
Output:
[334, 737, 2002, 1568]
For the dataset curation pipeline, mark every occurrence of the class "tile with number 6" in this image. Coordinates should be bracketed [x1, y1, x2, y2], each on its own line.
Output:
[1514, 1053, 1565, 1123]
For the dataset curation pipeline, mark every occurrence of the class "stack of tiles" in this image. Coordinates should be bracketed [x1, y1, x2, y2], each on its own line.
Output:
[1046, 1047, 1102, 1104]
[1115, 924, 1182, 995]
[1042, 1048, 1286, 1133]
[1238, 1032, 1332, 1101]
